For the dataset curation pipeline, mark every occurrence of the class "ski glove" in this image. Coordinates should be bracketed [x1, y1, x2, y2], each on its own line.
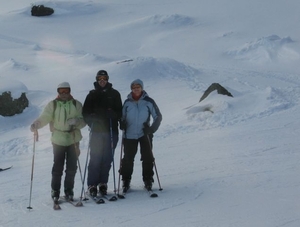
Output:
[119, 120, 127, 130]
[85, 114, 97, 126]
[106, 109, 117, 119]
[143, 123, 154, 135]
[67, 118, 79, 126]
[30, 121, 41, 132]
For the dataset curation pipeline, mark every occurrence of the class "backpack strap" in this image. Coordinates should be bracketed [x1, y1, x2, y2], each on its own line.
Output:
[49, 100, 57, 132]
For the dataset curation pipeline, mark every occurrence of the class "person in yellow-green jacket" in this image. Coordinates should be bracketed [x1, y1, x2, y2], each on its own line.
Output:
[30, 82, 86, 201]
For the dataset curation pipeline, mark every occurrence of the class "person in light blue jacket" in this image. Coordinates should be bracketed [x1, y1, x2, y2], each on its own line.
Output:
[119, 79, 162, 191]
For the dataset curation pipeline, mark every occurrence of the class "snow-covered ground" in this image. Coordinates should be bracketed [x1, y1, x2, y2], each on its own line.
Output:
[1, 0, 300, 226]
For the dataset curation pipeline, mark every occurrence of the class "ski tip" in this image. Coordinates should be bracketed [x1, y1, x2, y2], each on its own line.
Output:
[75, 201, 83, 207]
[96, 199, 105, 204]
[53, 205, 61, 210]
[117, 194, 125, 199]
[0, 166, 13, 172]
[150, 193, 158, 198]
[109, 196, 118, 201]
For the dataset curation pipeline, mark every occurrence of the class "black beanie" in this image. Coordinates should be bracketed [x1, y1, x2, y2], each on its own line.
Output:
[96, 70, 109, 80]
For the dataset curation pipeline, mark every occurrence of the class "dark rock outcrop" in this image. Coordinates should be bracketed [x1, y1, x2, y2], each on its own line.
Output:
[200, 83, 233, 102]
[31, 5, 54, 17]
[0, 91, 29, 116]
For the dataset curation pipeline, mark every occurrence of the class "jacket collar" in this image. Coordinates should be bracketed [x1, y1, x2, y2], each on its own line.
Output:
[93, 81, 112, 92]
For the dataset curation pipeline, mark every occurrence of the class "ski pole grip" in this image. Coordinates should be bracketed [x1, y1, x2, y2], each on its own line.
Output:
[34, 130, 39, 142]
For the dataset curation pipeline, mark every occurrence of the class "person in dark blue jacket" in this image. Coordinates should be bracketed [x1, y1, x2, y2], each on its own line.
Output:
[82, 70, 122, 196]
[119, 79, 162, 191]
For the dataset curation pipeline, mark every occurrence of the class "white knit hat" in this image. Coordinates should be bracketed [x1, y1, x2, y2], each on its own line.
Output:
[57, 82, 71, 92]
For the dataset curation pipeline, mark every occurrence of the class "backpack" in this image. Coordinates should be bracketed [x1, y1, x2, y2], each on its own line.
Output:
[31, 5, 54, 17]
[49, 99, 77, 132]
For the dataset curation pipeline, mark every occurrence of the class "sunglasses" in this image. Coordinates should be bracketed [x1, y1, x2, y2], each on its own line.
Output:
[58, 88, 70, 95]
[97, 76, 108, 81]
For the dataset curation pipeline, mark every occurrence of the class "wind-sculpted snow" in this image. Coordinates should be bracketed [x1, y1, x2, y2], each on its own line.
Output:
[140, 14, 195, 28]
[186, 86, 292, 126]
[78, 53, 115, 64]
[157, 73, 298, 138]
[112, 56, 202, 90]
[0, 58, 29, 71]
[226, 35, 299, 63]
[108, 13, 195, 30]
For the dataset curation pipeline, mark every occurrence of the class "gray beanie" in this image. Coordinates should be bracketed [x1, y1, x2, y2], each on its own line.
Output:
[130, 79, 144, 90]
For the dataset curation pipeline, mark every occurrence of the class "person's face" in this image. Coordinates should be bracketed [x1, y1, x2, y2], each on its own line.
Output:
[58, 88, 71, 101]
[97, 76, 108, 87]
[131, 84, 142, 96]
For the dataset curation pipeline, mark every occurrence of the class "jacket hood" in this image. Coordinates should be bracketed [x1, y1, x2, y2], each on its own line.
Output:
[127, 90, 148, 100]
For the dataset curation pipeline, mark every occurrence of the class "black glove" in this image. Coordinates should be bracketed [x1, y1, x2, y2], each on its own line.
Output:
[106, 109, 117, 119]
[85, 114, 98, 126]
[143, 123, 153, 135]
[120, 120, 127, 130]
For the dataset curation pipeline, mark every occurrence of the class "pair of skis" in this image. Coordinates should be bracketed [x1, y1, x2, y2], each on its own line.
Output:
[118, 187, 158, 198]
[53, 192, 119, 210]
[53, 196, 83, 210]
[86, 191, 118, 205]
[52, 188, 158, 210]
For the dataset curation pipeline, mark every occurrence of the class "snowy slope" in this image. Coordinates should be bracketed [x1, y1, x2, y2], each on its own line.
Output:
[1, 0, 300, 227]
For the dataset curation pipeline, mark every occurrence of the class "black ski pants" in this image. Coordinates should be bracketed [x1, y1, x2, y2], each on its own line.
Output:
[121, 135, 154, 182]
[51, 143, 77, 193]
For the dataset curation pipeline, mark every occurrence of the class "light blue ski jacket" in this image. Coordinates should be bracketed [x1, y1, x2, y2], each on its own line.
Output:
[122, 91, 162, 139]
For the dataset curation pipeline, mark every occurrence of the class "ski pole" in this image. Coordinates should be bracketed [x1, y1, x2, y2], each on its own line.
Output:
[77, 124, 93, 206]
[27, 130, 39, 210]
[75, 142, 88, 205]
[75, 158, 87, 206]
[117, 133, 124, 197]
[109, 118, 117, 195]
[146, 134, 163, 191]
[77, 158, 87, 199]
[71, 128, 87, 203]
